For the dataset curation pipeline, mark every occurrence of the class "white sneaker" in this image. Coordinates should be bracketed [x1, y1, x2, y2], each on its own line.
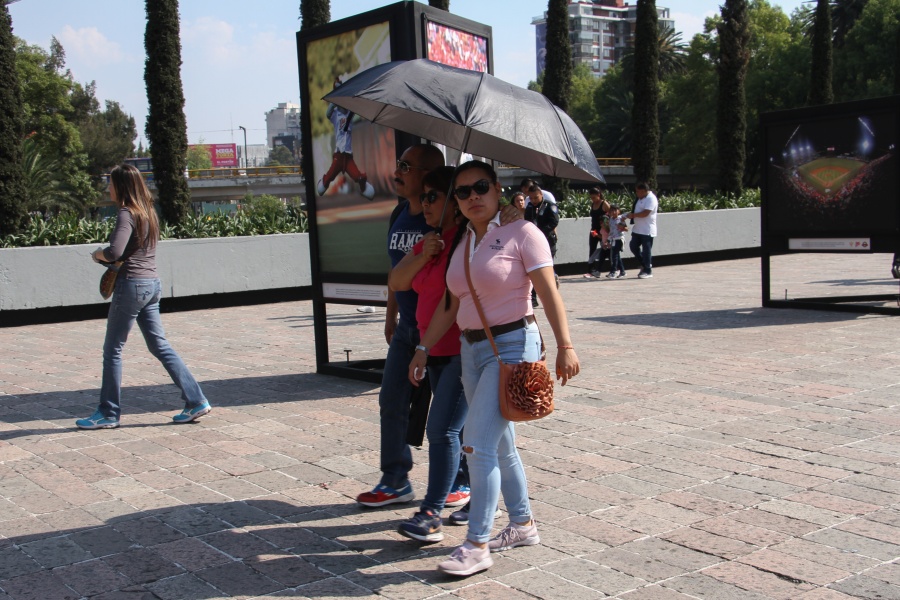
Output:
[361, 182, 375, 200]
[605, 272, 617, 279]
[437, 542, 493, 576]
[487, 521, 540, 552]
[316, 179, 326, 196]
[356, 306, 375, 313]
[638, 272, 653, 279]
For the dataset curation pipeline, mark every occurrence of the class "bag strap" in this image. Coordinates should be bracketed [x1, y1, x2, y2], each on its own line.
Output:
[463, 231, 544, 360]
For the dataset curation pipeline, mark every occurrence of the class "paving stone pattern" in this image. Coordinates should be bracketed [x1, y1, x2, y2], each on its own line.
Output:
[0, 254, 898, 599]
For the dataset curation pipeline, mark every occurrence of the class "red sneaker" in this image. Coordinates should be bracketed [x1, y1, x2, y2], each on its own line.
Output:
[445, 484, 471, 507]
[357, 483, 415, 507]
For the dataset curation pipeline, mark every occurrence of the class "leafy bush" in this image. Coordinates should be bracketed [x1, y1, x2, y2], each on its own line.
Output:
[556, 188, 760, 218]
[0, 196, 308, 248]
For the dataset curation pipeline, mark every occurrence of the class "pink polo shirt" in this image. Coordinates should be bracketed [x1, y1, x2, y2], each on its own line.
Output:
[446, 215, 553, 331]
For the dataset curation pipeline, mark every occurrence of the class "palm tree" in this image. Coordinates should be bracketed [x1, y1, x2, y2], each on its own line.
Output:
[620, 27, 687, 82]
[21, 137, 76, 215]
[832, 0, 867, 47]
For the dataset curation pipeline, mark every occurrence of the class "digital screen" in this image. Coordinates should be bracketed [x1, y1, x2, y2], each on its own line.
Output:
[765, 107, 899, 236]
[425, 21, 488, 72]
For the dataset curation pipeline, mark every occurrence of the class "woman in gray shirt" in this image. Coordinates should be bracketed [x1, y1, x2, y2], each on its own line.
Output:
[75, 164, 210, 429]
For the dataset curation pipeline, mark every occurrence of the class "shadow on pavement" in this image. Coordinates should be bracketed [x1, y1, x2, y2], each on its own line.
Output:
[0, 497, 458, 598]
[580, 307, 871, 330]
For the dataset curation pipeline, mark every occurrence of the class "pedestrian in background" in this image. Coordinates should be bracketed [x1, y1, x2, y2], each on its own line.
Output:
[624, 181, 658, 279]
[585, 187, 609, 278]
[77, 164, 210, 430]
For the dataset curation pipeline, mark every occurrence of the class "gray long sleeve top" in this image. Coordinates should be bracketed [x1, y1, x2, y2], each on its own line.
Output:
[101, 207, 157, 279]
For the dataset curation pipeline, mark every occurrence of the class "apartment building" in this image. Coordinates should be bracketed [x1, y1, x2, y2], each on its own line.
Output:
[532, 0, 675, 79]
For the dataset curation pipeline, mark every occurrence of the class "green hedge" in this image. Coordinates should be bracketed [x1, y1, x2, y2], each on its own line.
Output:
[1, 190, 759, 248]
[551, 188, 760, 219]
[0, 195, 308, 248]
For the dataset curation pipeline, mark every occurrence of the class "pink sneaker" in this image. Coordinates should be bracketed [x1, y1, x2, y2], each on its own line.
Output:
[487, 521, 540, 552]
[437, 542, 493, 576]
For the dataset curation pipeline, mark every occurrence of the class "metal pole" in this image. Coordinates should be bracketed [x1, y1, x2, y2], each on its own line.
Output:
[238, 126, 248, 168]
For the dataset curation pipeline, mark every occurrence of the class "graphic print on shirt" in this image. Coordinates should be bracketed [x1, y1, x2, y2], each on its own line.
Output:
[389, 231, 424, 253]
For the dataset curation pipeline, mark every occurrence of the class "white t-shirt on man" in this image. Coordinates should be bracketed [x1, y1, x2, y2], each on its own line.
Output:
[632, 191, 658, 237]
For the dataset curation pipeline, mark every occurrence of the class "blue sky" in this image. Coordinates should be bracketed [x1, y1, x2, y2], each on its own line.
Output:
[9, 0, 805, 148]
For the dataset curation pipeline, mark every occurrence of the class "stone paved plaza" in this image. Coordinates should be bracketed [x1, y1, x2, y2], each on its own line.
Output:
[0, 254, 898, 599]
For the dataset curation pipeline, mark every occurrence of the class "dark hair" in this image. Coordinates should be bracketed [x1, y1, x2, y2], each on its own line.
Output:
[527, 184, 540, 193]
[635, 182, 649, 191]
[422, 166, 456, 195]
[608, 204, 620, 211]
[519, 177, 537, 190]
[588, 187, 603, 196]
[453, 159, 498, 186]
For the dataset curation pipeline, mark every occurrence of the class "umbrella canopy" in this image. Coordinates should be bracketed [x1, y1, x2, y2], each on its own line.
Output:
[323, 59, 604, 184]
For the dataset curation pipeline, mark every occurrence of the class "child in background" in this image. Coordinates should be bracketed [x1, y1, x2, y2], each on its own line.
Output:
[606, 204, 627, 279]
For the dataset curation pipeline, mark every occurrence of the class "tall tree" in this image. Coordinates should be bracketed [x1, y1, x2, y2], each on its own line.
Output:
[299, 0, 330, 203]
[542, 0, 572, 112]
[145, 0, 190, 224]
[541, 0, 574, 202]
[631, 0, 660, 189]
[0, 1, 27, 235]
[299, 0, 329, 28]
[16, 38, 96, 214]
[428, 0, 450, 9]
[833, 0, 900, 100]
[716, 0, 750, 196]
[808, 0, 834, 105]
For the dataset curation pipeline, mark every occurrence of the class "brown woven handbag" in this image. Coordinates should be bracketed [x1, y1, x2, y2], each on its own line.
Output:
[464, 234, 554, 422]
[99, 261, 124, 300]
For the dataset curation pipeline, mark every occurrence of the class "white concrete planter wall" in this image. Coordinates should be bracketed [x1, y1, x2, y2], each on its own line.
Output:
[0, 208, 758, 312]
[0, 234, 311, 311]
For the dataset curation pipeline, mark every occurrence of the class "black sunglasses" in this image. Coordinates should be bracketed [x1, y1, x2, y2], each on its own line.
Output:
[419, 190, 443, 205]
[453, 179, 492, 200]
[396, 160, 427, 174]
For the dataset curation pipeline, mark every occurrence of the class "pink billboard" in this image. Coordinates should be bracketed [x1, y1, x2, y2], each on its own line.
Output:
[190, 143, 239, 167]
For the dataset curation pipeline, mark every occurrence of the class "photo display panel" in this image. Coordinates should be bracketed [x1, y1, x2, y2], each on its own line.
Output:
[764, 101, 899, 237]
[305, 21, 397, 285]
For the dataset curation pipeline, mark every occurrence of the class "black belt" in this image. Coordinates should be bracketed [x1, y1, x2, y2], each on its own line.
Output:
[462, 315, 535, 344]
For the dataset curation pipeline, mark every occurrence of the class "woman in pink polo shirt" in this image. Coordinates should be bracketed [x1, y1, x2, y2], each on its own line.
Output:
[409, 160, 580, 576]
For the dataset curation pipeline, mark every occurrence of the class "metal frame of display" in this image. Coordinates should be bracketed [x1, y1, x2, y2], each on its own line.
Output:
[760, 95, 900, 316]
[296, 2, 493, 381]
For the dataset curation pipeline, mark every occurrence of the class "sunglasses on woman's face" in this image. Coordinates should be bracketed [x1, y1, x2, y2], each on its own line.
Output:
[453, 179, 492, 200]
[419, 190, 443, 205]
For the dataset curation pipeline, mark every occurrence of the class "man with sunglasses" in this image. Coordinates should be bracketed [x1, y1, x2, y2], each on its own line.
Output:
[357, 143, 446, 508]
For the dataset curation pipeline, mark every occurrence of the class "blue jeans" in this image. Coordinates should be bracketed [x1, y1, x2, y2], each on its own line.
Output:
[421, 355, 468, 514]
[378, 318, 419, 489]
[629, 233, 654, 274]
[609, 239, 624, 274]
[460, 323, 540, 543]
[99, 278, 206, 419]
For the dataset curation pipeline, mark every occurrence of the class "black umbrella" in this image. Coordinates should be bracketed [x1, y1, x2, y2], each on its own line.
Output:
[323, 59, 604, 184]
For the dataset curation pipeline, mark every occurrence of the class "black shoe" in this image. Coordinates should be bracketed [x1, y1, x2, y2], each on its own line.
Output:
[892, 262, 900, 279]
[531, 298, 539, 308]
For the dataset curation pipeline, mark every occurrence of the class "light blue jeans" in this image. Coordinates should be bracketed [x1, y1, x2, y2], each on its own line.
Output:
[98, 278, 206, 419]
[460, 322, 540, 543]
